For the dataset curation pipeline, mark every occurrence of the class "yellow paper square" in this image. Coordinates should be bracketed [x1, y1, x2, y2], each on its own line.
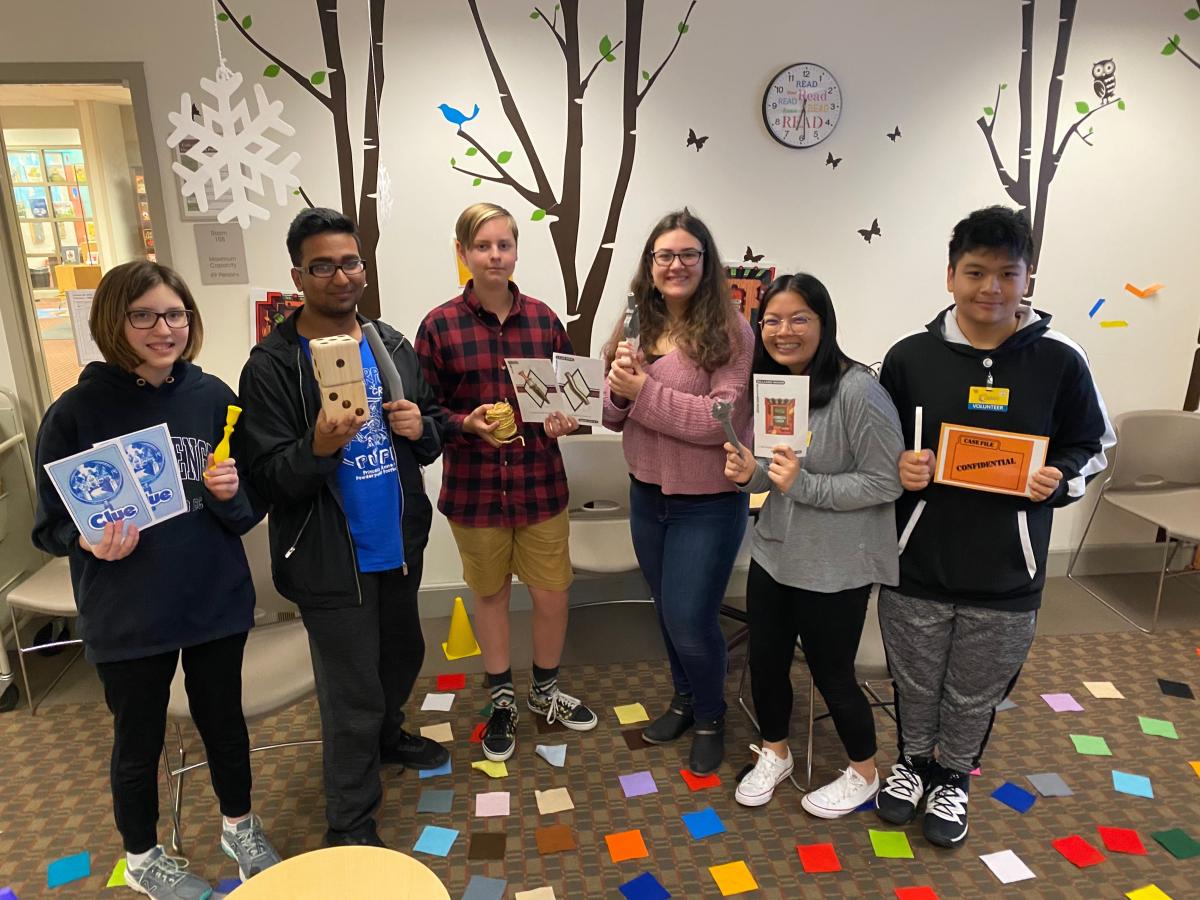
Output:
[514, 889, 557, 900]
[1126, 886, 1173, 900]
[106, 858, 128, 888]
[535, 787, 574, 815]
[471, 759, 509, 778]
[613, 703, 649, 725]
[709, 860, 757, 896]
[1189, 760, 1200, 779]
[419, 722, 454, 743]
[1083, 680, 1125, 699]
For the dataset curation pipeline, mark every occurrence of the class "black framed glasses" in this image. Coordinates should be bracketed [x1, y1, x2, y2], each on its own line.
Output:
[300, 258, 367, 278]
[649, 249, 704, 267]
[126, 309, 193, 329]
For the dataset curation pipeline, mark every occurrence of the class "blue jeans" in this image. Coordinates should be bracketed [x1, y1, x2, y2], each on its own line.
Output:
[629, 477, 748, 721]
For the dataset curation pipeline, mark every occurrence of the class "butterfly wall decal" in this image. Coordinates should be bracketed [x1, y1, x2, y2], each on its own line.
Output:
[687, 128, 709, 151]
[744, 246, 765, 263]
[825, 152, 842, 169]
[858, 218, 881, 243]
[887, 126, 902, 142]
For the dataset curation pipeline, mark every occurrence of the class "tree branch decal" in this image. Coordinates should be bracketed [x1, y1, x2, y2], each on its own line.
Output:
[532, 5, 567, 55]
[1162, 2, 1200, 72]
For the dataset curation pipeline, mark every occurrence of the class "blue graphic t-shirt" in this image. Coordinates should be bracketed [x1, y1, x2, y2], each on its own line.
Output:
[301, 336, 404, 572]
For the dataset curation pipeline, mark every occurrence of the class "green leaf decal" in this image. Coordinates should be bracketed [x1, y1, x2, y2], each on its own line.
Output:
[1117, 99, 1126, 110]
[1075, 100, 1089, 114]
[530, 10, 539, 19]
[472, 178, 482, 186]
[605, 54, 615, 62]
[1000, 82, 1008, 89]
[497, 150, 513, 164]
[216, 11, 229, 21]
[599, 35, 613, 55]
[1162, 36, 1180, 55]
[263, 64, 281, 78]
[642, 69, 650, 80]
[531, 209, 546, 221]
[451, 158, 456, 166]
[311, 71, 327, 85]
[983, 106, 994, 116]
[242, 15, 252, 28]
[1186, 8, 1200, 20]
[465, 147, 478, 156]
[678, 22, 689, 33]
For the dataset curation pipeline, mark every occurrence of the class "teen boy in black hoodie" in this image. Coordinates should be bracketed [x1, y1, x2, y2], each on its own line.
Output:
[876, 206, 1114, 848]
[237, 208, 447, 848]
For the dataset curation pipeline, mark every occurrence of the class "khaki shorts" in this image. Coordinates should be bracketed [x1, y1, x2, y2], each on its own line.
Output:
[448, 509, 573, 597]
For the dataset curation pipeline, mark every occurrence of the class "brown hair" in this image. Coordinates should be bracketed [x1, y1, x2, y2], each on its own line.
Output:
[604, 208, 734, 372]
[454, 202, 519, 249]
[90, 261, 204, 371]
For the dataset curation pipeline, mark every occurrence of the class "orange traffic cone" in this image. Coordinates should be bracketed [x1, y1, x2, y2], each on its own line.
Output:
[442, 595, 481, 660]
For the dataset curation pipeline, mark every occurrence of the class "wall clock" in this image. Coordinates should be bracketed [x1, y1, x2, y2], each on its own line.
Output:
[762, 62, 842, 149]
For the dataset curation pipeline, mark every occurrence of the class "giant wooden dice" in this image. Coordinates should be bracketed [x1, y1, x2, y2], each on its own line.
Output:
[310, 334, 369, 421]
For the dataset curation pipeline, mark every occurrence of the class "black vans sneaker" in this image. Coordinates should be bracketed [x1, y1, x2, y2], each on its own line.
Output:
[922, 766, 970, 848]
[482, 703, 518, 762]
[876, 754, 932, 825]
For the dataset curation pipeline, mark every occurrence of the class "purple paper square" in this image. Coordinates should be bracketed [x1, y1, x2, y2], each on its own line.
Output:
[619, 770, 658, 798]
[1041, 692, 1084, 712]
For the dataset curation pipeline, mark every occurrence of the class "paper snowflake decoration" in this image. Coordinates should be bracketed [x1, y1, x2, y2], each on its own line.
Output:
[166, 69, 301, 228]
[372, 164, 394, 230]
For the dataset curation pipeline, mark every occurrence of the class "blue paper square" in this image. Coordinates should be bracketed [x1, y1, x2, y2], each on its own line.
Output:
[462, 875, 508, 900]
[414, 824, 459, 857]
[47, 851, 91, 888]
[991, 781, 1037, 813]
[1112, 770, 1154, 798]
[619, 871, 671, 900]
[681, 806, 726, 840]
[419, 758, 452, 779]
[417, 787, 455, 813]
[214, 877, 242, 894]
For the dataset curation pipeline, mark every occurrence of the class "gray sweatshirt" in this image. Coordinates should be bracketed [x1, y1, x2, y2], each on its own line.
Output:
[742, 366, 904, 593]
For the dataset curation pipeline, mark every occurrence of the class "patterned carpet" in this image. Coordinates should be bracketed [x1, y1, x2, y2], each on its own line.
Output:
[1, 627, 1197, 899]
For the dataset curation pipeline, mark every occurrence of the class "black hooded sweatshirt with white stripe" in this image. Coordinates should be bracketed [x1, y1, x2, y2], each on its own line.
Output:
[880, 306, 1114, 611]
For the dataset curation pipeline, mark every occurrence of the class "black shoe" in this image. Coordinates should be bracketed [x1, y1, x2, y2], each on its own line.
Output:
[688, 717, 724, 775]
[641, 693, 694, 744]
[380, 728, 450, 770]
[876, 754, 932, 825]
[324, 820, 386, 848]
[922, 766, 970, 848]
[482, 703, 518, 762]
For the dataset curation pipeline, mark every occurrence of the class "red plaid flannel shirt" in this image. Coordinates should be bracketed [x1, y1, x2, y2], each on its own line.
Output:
[415, 282, 571, 527]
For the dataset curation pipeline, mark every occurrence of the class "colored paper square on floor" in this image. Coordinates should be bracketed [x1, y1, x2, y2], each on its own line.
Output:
[463, 874, 507, 900]
[417, 787, 454, 813]
[969, 768, 981, 777]
[1150, 828, 1200, 860]
[1083, 680, 1124, 699]
[979, 849, 1035, 884]
[682, 806, 726, 840]
[894, 889, 939, 900]
[475, 791, 510, 817]
[622, 729, 650, 751]
[437, 672, 467, 690]
[606, 829, 650, 863]
[471, 759, 508, 778]
[1126, 887, 1173, 900]
[1157, 677, 1194, 699]
[1098, 826, 1146, 854]
[991, 781, 1037, 813]
[1070, 734, 1111, 756]
[869, 829, 914, 859]
[856, 796, 879, 811]
[106, 858, 127, 888]
[468, 831, 507, 861]
[470, 721, 487, 743]
[413, 825, 458, 857]
[1112, 770, 1153, 798]
[614, 703, 650, 725]
[534, 715, 568, 734]
[0, 889, 16, 900]
[1138, 715, 1178, 739]
[535, 824, 577, 855]
[1041, 692, 1084, 712]
[47, 851, 90, 888]
[680, 769, 721, 791]
[479, 701, 493, 718]
[419, 758, 452, 779]
[514, 889, 557, 900]
[796, 842, 840, 873]
[1052, 834, 1105, 868]
[620, 770, 658, 798]
[1191, 760, 1200, 778]
[619, 871, 671, 900]
[536, 743, 566, 767]
[214, 878, 241, 894]
[708, 861, 758, 896]
[995, 696, 1018, 711]
[421, 692, 455, 711]
[535, 787, 574, 815]
[420, 722, 453, 743]
[1026, 772, 1072, 797]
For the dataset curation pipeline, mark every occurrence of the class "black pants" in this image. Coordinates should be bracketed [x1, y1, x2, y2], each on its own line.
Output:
[746, 561, 877, 762]
[95, 631, 251, 853]
[298, 556, 425, 834]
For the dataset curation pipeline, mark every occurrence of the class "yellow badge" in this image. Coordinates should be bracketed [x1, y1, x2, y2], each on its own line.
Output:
[968, 386, 1010, 412]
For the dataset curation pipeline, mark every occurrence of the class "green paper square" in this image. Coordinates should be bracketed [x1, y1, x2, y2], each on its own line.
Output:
[479, 701, 494, 718]
[1070, 733, 1112, 756]
[1138, 715, 1178, 739]
[1151, 828, 1200, 860]
[869, 828, 914, 859]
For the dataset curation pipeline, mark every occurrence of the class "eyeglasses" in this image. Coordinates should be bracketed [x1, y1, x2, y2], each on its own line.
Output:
[126, 309, 193, 329]
[649, 249, 704, 267]
[299, 258, 367, 278]
[760, 314, 816, 333]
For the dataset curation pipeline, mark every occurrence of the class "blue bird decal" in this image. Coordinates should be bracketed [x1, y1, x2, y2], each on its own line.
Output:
[438, 103, 480, 126]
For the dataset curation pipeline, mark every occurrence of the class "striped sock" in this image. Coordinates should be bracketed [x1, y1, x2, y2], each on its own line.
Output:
[487, 669, 514, 708]
[532, 663, 559, 699]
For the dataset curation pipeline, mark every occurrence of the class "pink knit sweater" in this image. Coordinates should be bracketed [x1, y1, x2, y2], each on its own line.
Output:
[602, 318, 754, 495]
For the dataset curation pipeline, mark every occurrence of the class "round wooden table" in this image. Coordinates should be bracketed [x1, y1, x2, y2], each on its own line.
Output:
[227, 846, 451, 899]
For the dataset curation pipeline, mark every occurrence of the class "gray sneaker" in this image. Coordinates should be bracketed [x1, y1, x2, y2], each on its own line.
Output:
[125, 846, 214, 899]
[220, 814, 282, 879]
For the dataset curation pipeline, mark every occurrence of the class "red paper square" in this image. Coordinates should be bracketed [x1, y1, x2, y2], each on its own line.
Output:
[1097, 826, 1146, 855]
[1052, 834, 1105, 867]
[469, 721, 486, 744]
[895, 888, 939, 900]
[796, 843, 840, 873]
[680, 769, 721, 790]
[437, 673, 467, 690]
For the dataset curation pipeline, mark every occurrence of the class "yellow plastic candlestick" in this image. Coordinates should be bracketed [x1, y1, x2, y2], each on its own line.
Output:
[208, 404, 242, 472]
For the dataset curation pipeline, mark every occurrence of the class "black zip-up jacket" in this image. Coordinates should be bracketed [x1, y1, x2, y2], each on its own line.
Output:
[236, 309, 442, 609]
[880, 306, 1114, 611]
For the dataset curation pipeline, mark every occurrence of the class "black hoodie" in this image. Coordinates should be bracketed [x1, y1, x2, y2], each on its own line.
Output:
[32, 360, 259, 663]
[880, 306, 1114, 610]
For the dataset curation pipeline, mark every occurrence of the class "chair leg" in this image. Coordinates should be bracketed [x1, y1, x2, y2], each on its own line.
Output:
[735, 647, 759, 731]
[1150, 532, 1173, 632]
[805, 679, 815, 788]
[167, 722, 186, 854]
[8, 606, 84, 716]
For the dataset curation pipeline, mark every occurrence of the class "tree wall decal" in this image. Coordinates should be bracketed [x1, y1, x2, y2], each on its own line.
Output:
[445, 0, 697, 353]
[1162, 1, 1200, 72]
[216, 0, 388, 318]
[975, 0, 1123, 298]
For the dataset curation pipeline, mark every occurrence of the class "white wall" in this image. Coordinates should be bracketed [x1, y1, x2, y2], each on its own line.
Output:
[1, 0, 1197, 586]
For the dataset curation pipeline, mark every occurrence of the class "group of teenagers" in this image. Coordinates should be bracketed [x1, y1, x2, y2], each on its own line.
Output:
[31, 199, 1113, 899]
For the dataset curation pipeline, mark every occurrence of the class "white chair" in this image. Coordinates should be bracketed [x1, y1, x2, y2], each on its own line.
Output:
[1067, 410, 1200, 632]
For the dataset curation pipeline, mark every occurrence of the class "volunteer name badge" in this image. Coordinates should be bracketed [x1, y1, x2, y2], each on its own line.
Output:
[934, 423, 1048, 498]
[968, 386, 1010, 412]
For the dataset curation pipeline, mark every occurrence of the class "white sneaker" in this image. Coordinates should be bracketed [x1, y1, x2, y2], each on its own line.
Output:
[801, 766, 880, 819]
[734, 744, 794, 807]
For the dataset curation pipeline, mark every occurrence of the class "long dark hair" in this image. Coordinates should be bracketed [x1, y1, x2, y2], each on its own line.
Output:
[604, 209, 734, 372]
[752, 273, 861, 410]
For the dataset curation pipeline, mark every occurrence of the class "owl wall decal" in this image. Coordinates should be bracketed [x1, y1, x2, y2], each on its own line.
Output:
[1092, 59, 1117, 102]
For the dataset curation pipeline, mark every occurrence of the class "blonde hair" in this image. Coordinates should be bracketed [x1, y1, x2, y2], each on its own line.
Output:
[455, 202, 519, 248]
[90, 261, 204, 371]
